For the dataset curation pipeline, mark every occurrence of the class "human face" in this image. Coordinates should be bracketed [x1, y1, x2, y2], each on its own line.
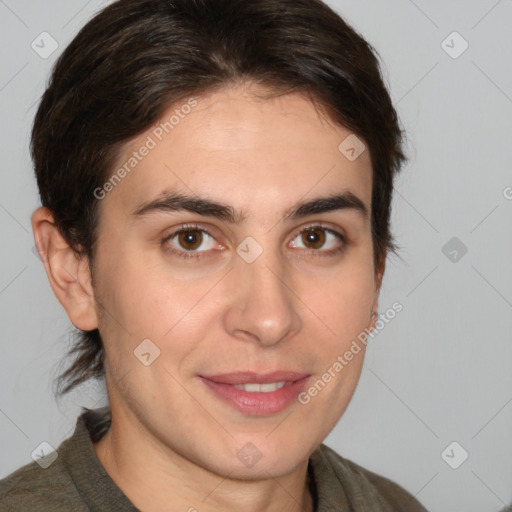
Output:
[91, 82, 379, 479]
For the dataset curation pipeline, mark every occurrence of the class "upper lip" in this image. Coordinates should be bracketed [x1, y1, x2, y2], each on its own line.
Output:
[200, 371, 310, 385]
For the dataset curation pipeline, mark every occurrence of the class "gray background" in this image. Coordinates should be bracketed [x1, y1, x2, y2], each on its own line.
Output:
[1, 1, 511, 511]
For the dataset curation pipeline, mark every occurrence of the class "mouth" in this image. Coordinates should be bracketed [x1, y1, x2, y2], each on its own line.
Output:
[198, 371, 311, 416]
[200, 370, 310, 385]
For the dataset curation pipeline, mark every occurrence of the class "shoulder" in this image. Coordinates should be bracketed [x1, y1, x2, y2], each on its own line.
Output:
[313, 443, 428, 511]
[0, 441, 87, 511]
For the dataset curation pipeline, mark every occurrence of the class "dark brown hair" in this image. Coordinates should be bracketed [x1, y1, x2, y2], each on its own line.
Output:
[31, 0, 406, 395]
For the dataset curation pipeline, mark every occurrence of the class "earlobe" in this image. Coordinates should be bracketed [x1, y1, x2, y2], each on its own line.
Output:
[31, 207, 98, 331]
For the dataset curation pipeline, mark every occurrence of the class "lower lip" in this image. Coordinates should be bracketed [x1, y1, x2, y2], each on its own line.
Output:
[199, 376, 310, 416]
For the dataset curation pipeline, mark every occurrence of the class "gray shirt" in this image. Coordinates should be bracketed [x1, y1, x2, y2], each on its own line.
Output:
[0, 407, 428, 511]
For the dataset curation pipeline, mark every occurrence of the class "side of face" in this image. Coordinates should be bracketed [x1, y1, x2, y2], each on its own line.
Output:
[34, 82, 383, 479]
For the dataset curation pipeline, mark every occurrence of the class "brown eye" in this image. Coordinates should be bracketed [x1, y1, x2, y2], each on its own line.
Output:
[164, 226, 218, 256]
[290, 225, 345, 255]
[301, 228, 326, 249]
[177, 229, 203, 250]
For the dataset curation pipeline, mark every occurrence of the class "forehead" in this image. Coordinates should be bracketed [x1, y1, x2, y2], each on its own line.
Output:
[101, 83, 373, 221]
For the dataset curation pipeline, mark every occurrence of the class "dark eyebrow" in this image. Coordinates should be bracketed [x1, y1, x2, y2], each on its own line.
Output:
[284, 191, 368, 221]
[131, 190, 368, 223]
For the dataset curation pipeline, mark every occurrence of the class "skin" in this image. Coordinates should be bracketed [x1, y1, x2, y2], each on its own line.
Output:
[32, 81, 383, 512]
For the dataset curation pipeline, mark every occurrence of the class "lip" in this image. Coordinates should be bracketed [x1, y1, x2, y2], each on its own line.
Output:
[199, 372, 310, 416]
[200, 371, 310, 385]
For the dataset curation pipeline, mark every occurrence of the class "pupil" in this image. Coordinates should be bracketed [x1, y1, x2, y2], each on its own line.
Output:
[179, 230, 202, 250]
[303, 228, 325, 249]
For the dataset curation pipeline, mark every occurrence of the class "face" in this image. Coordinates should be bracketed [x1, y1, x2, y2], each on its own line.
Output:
[90, 82, 380, 479]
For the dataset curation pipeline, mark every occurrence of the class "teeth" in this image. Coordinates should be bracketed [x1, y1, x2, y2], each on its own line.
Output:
[233, 381, 288, 392]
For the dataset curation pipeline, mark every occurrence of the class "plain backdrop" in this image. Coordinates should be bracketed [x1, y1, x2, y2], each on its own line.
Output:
[0, 1, 511, 511]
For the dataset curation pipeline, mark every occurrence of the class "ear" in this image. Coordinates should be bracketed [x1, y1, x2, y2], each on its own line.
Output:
[368, 257, 386, 331]
[31, 207, 98, 331]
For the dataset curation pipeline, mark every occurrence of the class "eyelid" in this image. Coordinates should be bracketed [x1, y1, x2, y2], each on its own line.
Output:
[164, 223, 221, 242]
[289, 221, 346, 241]
[164, 221, 345, 244]
[162, 223, 224, 251]
[161, 221, 347, 259]
[288, 222, 346, 253]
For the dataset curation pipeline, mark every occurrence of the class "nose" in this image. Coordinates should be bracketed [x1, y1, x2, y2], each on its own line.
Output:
[223, 249, 302, 347]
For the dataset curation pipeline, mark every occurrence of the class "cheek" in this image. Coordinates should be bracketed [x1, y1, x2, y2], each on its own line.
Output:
[95, 239, 160, 317]
[307, 267, 374, 409]
[91, 246, 161, 349]
[94, 230, 376, 352]
[95, 254, 219, 365]
[307, 264, 376, 343]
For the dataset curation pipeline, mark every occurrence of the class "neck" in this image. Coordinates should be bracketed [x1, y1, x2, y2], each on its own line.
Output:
[92, 408, 315, 512]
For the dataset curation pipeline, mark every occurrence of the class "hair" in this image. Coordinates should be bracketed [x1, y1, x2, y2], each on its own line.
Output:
[31, 0, 406, 396]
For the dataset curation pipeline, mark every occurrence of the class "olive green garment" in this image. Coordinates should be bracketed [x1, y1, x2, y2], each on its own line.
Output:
[0, 407, 428, 511]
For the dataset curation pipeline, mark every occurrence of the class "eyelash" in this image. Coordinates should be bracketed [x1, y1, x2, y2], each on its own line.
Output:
[161, 223, 347, 260]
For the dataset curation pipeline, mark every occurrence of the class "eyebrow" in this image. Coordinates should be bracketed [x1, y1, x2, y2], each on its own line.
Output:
[131, 190, 368, 223]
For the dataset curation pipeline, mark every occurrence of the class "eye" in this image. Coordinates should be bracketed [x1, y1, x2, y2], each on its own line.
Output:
[289, 225, 345, 255]
[161, 223, 346, 260]
[162, 224, 220, 259]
